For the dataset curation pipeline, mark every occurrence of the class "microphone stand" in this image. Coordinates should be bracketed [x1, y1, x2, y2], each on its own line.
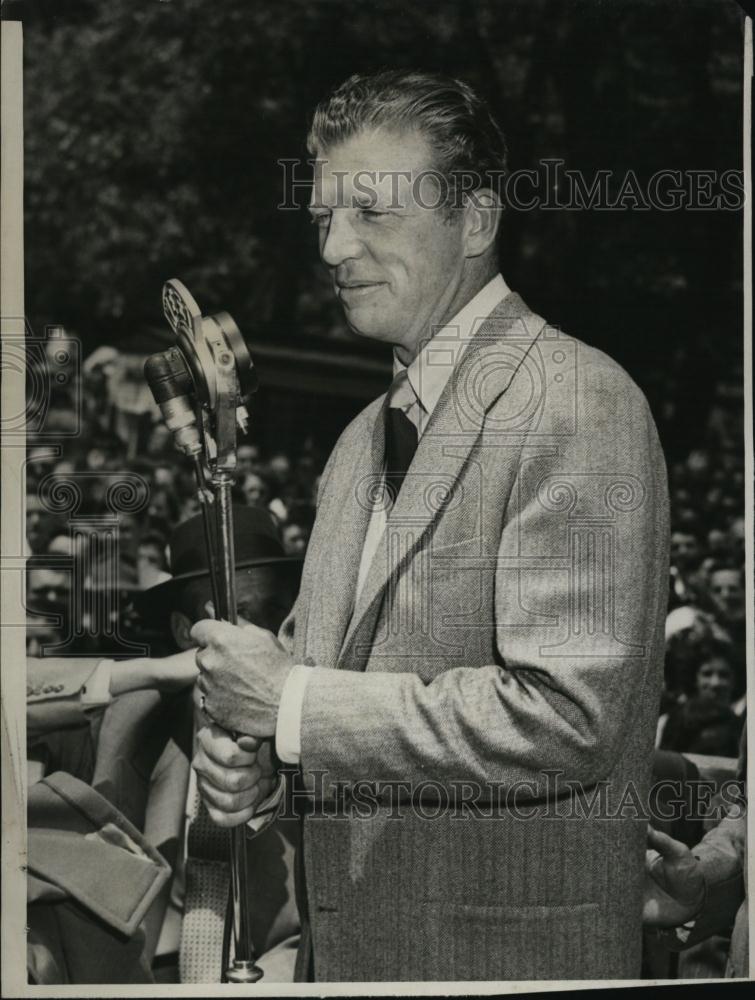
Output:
[146, 280, 263, 983]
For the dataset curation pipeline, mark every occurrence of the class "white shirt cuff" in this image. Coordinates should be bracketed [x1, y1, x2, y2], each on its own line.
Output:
[80, 658, 113, 705]
[275, 664, 311, 765]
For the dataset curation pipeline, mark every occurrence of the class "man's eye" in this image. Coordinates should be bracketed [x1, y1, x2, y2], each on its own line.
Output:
[309, 214, 330, 227]
[361, 209, 387, 220]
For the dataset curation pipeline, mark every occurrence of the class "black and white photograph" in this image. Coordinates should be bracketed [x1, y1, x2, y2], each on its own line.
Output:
[1, 0, 752, 992]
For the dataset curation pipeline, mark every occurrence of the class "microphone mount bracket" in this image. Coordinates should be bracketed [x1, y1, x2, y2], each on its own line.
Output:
[161, 279, 258, 472]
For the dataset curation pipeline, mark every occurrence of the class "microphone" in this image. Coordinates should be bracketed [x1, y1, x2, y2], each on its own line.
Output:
[144, 347, 202, 457]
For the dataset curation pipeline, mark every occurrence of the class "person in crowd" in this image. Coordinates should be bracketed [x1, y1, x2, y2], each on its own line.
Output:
[45, 533, 77, 557]
[695, 652, 736, 707]
[658, 634, 742, 755]
[659, 697, 742, 758]
[190, 69, 670, 981]
[26, 644, 197, 748]
[708, 564, 746, 633]
[27, 770, 173, 985]
[643, 733, 747, 978]
[26, 506, 302, 984]
[281, 504, 315, 556]
[237, 441, 261, 476]
[670, 528, 702, 575]
[26, 623, 198, 983]
[145, 487, 181, 534]
[136, 531, 170, 590]
[26, 493, 65, 555]
[267, 452, 292, 490]
[240, 470, 271, 508]
[706, 562, 747, 696]
[26, 559, 71, 615]
[668, 527, 708, 609]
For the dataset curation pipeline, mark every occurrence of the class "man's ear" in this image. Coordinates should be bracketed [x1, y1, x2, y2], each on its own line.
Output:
[462, 188, 501, 258]
[170, 610, 194, 650]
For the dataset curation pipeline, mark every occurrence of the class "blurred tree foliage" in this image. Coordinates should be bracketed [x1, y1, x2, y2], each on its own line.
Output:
[23, 0, 744, 452]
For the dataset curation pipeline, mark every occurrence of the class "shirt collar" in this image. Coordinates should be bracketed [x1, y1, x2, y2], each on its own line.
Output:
[392, 273, 511, 418]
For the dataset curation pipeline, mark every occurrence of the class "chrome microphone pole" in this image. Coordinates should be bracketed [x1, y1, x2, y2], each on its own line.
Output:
[204, 320, 261, 984]
[147, 280, 262, 984]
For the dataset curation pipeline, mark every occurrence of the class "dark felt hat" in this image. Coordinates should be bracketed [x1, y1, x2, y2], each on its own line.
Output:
[133, 505, 302, 622]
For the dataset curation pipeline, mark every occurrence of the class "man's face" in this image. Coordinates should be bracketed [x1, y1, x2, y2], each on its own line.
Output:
[282, 522, 309, 555]
[237, 445, 260, 475]
[670, 531, 700, 571]
[171, 564, 297, 650]
[706, 529, 728, 555]
[138, 542, 165, 571]
[696, 657, 734, 705]
[233, 565, 296, 632]
[242, 473, 268, 507]
[310, 127, 467, 360]
[27, 567, 70, 608]
[709, 568, 744, 622]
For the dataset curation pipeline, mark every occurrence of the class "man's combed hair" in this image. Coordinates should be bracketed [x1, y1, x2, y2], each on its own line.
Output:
[307, 70, 508, 204]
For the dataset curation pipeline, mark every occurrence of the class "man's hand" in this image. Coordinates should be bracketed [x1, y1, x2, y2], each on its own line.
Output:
[193, 721, 278, 827]
[643, 825, 706, 927]
[191, 619, 293, 737]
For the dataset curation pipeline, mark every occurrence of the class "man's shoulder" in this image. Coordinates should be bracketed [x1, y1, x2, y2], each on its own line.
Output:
[531, 314, 652, 415]
[483, 295, 650, 410]
[572, 338, 647, 401]
[474, 306, 659, 456]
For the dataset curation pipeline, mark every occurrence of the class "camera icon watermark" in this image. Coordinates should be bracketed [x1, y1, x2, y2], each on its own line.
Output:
[417, 318, 578, 440]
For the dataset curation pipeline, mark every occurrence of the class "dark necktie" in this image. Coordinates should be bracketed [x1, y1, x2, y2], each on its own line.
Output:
[384, 369, 419, 504]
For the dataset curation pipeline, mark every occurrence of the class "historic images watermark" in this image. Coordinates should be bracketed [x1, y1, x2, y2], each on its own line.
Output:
[281, 769, 746, 825]
[279, 158, 745, 212]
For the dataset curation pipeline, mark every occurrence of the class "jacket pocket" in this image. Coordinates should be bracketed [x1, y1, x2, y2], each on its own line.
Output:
[436, 900, 603, 981]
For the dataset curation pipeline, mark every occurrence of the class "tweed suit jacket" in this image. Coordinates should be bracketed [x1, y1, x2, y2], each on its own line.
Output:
[280, 293, 670, 982]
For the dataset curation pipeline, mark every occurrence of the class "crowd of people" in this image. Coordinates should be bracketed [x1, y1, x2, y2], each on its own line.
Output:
[24, 340, 321, 659]
[658, 363, 747, 758]
[25, 338, 747, 753]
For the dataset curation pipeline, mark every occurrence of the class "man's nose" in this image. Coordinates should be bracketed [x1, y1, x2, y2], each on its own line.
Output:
[320, 211, 362, 267]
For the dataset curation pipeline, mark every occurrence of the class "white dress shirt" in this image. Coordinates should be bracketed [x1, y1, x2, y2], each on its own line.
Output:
[276, 273, 512, 764]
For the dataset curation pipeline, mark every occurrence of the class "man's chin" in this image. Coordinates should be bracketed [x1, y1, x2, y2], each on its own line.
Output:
[343, 310, 396, 345]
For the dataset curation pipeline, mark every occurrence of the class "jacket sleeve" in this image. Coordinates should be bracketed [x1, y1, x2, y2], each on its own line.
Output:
[27, 657, 110, 735]
[298, 360, 669, 795]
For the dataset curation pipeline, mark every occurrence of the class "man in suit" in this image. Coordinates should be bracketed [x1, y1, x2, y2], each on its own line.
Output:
[192, 69, 670, 981]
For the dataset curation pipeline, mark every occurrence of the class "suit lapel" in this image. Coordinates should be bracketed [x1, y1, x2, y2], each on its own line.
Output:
[337, 293, 546, 669]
